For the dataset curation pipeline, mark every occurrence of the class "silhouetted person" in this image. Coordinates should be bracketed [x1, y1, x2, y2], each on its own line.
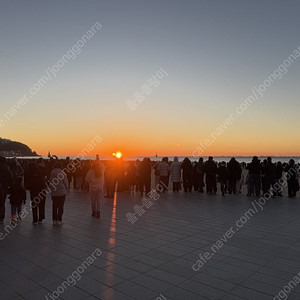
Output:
[10, 157, 24, 184]
[217, 161, 228, 196]
[285, 159, 299, 197]
[192, 162, 199, 192]
[135, 159, 142, 193]
[64, 157, 73, 188]
[0, 183, 3, 221]
[24, 160, 48, 224]
[228, 158, 241, 194]
[246, 156, 261, 196]
[104, 161, 115, 198]
[195, 158, 205, 192]
[81, 160, 91, 191]
[86, 160, 105, 219]
[115, 159, 125, 192]
[157, 157, 170, 192]
[181, 157, 193, 193]
[170, 157, 181, 192]
[204, 156, 217, 194]
[153, 161, 160, 188]
[127, 161, 137, 194]
[261, 159, 267, 194]
[9, 176, 26, 224]
[50, 162, 68, 225]
[274, 162, 283, 196]
[73, 159, 83, 190]
[0, 157, 13, 223]
[263, 157, 276, 195]
[139, 158, 152, 195]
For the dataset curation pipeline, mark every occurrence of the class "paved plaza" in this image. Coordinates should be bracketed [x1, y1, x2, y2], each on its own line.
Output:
[1, 189, 300, 300]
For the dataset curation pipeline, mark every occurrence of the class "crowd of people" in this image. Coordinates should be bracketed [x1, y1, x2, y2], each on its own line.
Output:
[0, 155, 299, 226]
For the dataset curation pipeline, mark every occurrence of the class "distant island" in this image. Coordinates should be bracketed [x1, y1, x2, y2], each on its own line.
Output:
[0, 138, 38, 157]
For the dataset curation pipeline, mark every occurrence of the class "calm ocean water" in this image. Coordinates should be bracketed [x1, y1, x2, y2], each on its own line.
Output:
[19, 156, 300, 163]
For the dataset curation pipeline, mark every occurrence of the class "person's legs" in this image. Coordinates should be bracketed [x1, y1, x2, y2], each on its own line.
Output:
[206, 181, 211, 194]
[95, 190, 102, 218]
[212, 177, 217, 194]
[11, 205, 17, 222]
[236, 179, 241, 193]
[111, 179, 117, 196]
[155, 175, 160, 188]
[38, 196, 46, 222]
[230, 179, 235, 194]
[232, 179, 237, 194]
[30, 192, 39, 223]
[57, 196, 65, 222]
[177, 182, 181, 192]
[67, 175, 72, 189]
[184, 179, 188, 192]
[52, 197, 59, 221]
[188, 177, 193, 192]
[264, 178, 271, 194]
[291, 179, 297, 197]
[254, 175, 260, 196]
[173, 182, 178, 192]
[73, 175, 76, 189]
[228, 180, 232, 194]
[0, 193, 7, 222]
[261, 177, 266, 194]
[172, 182, 176, 192]
[275, 179, 283, 196]
[199, 175, 204, 192]
[76, 176, 83, 190]
[17, 204, 22, 220]
[182, 175, 187, 192]
[206, 176, 212, 194]
[145, 178, 151, 194]
[248, 174, 253, 195]
[140, 181, 144, 195]
[31, 203, 38, 223]
[91, 191, 97, 216]
[220, 180, 225, 196]
[194, 177, 199, 192]
[160, 176, 168, 192]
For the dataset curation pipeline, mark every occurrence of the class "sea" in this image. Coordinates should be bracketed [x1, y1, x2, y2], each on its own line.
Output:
[15, 156, 300, 163]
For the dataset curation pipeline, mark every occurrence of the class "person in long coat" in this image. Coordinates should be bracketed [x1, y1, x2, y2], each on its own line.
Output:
[170, 157, 181, 192]
[181, 158, 193, 193]
[204, 156, 217, 194]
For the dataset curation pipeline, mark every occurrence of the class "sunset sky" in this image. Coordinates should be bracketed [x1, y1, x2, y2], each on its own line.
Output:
[1, 0, 300, 157]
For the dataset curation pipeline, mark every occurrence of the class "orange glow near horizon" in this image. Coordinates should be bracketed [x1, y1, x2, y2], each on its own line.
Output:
[9, 138, 300, 158]
[4, 120, 300, 157]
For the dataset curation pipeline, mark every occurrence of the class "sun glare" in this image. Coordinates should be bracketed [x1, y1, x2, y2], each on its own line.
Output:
[113, 151, 122, 159]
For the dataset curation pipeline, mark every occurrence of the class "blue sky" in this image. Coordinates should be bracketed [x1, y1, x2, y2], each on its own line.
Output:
[1, 0, 300, 156]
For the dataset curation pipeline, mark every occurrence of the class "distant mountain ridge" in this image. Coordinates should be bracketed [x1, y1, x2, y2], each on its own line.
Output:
[0, 138, 38, 157]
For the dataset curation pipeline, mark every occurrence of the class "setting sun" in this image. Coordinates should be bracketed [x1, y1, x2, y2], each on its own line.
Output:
[113, 151, 122, 159]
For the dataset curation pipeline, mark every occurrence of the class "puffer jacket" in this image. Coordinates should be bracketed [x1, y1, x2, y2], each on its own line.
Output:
[170, 158, 181, 182]
[157, 161, 170, 177]
[49, 168, 68, 197]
